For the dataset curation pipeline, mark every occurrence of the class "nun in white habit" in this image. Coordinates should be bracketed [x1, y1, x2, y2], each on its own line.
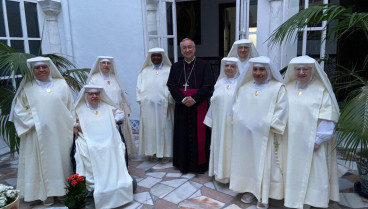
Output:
[229, 56, 288, 209]
[204, 57, 241, 184]
[284, 56, 339, 209]
[87, 56, 136, 155]
[10, 57, 75, 205]
[227, 39, 259, 74]
[74, 84, 133, 209]
[136, 48, 174, 159]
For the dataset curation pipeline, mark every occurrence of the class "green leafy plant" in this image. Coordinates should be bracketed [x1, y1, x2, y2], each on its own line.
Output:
[268, 4, 368, 47]
[332, 63, 368, 161]
[0, 43, 89, 154]
[64, 173, 87, 209]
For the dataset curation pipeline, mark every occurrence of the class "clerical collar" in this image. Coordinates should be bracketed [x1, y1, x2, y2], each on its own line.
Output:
[100, 71, 110, 81]
[253, 79, 270, 91]
[225, 77, 238, 85]
[86, 101, 100, 110]
[35, 77, 53, 89]
[184, 57, 196, 64]
[239, 57, 249, 63]
[295, 80, 310, 90]
[152, 62, 163, 71]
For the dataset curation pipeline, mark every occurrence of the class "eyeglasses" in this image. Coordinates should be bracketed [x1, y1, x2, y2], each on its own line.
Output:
[87, 92, 100, 96]
[295, 67, 312, 72]
[33, 65, 49, 70]
[238, 46, 249, 50]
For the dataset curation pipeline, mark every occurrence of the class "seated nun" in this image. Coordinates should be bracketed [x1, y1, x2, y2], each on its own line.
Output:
[229, 56, 288, 209]
[74, 85, 133, 209]
[87, 56, 136, 155]
[204, 57, 241, 184]
[283, 56, 339, 209]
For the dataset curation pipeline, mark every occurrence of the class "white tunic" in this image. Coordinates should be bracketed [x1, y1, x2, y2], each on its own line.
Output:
[136, 65, 174, 157]
[74, 102, 133, 209]
[284, 79, 339, 208]
[89, 74, 136, 155]
[230, 80, 288, 204]
[204, 78, 237, 183]
[13, 79, 74, 201]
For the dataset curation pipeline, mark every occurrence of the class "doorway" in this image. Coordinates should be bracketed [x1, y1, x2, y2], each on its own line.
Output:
[219, 3, 236, 59]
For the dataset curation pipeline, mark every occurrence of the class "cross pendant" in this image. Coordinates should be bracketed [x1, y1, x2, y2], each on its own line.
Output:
[183, 83, 189, 91]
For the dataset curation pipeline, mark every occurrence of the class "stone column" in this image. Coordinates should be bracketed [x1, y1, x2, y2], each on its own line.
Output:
[146, 0, 159, 49]
[38, 0, 62, 54]
[268, 0, 283, 69]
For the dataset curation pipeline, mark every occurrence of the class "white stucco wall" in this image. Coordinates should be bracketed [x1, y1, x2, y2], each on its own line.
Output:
[61, 0, 145, 120]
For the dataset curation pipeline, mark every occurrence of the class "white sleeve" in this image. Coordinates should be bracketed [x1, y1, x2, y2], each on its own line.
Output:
[203, 105, 213, 127]
[315, 119, 335, 145]
[113, 109, 125, 122]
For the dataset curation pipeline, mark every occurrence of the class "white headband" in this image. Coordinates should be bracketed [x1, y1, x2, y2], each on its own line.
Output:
[253, 63, 266, 68]
[225, 61, 237, 65]
[85, 88, 100, 93]
[100, 58, 111, 63]
[238, 44, 249, 47]
[295, 64, 314, 69]
[32, 61, 48, 68]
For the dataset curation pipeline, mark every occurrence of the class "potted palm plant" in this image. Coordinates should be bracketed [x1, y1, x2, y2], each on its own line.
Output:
[268, 3, 368, 197]
[334, 68, 368, 197]
[0, 43, 89, 154]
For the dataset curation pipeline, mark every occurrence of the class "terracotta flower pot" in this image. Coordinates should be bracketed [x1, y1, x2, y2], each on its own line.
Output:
[0, 195, 19, 209]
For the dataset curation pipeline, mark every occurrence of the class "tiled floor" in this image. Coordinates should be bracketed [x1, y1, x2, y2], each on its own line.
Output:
[0, 135, 367, 209]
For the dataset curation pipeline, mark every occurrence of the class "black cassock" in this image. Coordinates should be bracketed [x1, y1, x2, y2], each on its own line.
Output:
[167, 58, 214, 173]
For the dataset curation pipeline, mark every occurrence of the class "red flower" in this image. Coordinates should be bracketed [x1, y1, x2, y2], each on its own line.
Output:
[66, 177, 70, 182]
[77, 176, 85, 182]
[73, 174, 79, 178]
[71, 180, 77, 186]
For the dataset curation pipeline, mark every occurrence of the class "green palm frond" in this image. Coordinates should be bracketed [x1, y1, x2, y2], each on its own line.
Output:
[42, 54, 76, 70]
[331, 53, 368, 98]
[0, 43, 35, 80]
[41, 54, 89, 92]
[0, 84, 19, 154]
[268, 4, 368, 47]
[0, 42, 16, 54]
[336, 86, 368, 159]
[62, 68, 90, 92]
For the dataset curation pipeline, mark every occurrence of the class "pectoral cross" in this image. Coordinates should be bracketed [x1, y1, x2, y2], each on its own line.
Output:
[183, 83, 189, 91]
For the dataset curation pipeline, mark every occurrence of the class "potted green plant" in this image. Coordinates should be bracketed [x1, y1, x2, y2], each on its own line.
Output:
[64, 173, 88, 209]
[0, 184, 19, 209]
[267, 3, 368, 197]
[334, 74, 368, 197]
